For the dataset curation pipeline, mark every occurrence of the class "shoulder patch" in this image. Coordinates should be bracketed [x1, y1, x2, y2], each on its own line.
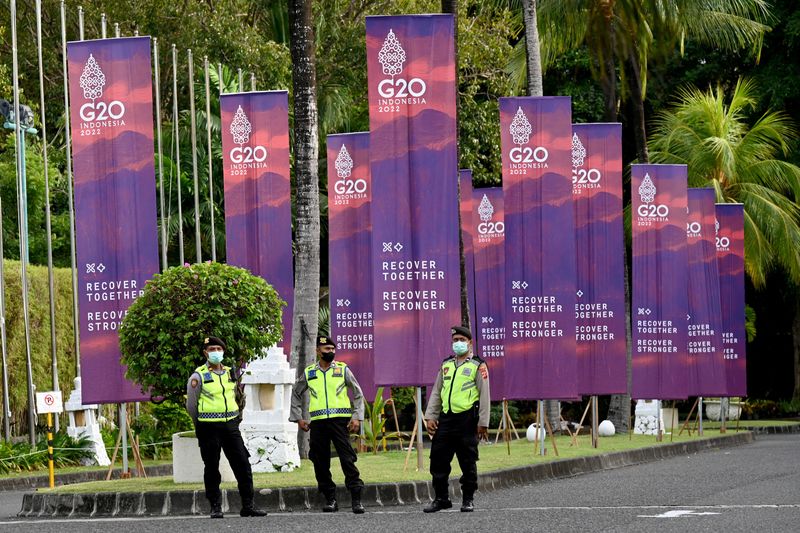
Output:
[442, 355, 455, 363]
[202, 372, 213, 383]
[480, 364, 489, 380]
[190, 378, 199, 389]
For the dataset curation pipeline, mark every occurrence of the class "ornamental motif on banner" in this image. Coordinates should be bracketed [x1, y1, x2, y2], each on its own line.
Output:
[378, 29, 406, 77]
[639, 173, 657, 204]
[478, 194, 494, 222]
[80, 54, 106, 101]
[335, 144, 354, 178]
[230, 105, 252, 145]
[510, 107, 532, 146]
[571, 133, 587, 168]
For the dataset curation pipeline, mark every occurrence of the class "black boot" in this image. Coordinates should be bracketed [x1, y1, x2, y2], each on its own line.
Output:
[351, 491, 365, 514]
[460, 496, 474, 512]
[423, 498, 452, 513]
[210, 503, 224, 519]
[322, 496, 339, 513]
[240, 506, 268, 517]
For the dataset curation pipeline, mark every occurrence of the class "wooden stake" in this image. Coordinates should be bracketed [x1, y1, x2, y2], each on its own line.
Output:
[678, 397, 699, 437]
[495, 399, 506, 445]
[669, 401, 677, 442]
[572, 401, 592, 447]
[105, 428, 123, 481]
[504, 400, 512, 456]
[387, 397, 404, 449]
[543, 411, 559, 457]
[403, 417, 418, 473]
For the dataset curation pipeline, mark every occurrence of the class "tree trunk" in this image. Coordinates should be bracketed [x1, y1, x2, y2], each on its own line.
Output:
[601, 53, 617, 122]
[624, 54, 649, 163]
[522, 0, 544, 97]
[289, 0, 320, 459]
[607, 248, 633, 433]
[793, 296, 800, 401]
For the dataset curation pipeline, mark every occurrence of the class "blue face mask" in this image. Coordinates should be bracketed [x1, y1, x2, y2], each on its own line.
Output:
[452, 341, 469, 356]
[207, 351, 224, 364]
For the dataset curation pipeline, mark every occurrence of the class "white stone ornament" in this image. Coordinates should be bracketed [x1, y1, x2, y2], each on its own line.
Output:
[79, 54, 106, 101]
[571, 133, 587, 168]
[230, 105, 252, 145]
[478, 194, 494, 222]
[335, 144, 353, 178]
[639, 173, 657, 204]
[525, 423, 546, 442]
[64, 377, 110, 466]
[378, 29, 406, 77]
[510, 107, 533, 146]
[598, 420, 615, 437]
[633, 400, 666, 435]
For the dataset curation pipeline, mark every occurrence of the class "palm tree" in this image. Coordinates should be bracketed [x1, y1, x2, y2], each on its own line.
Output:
[648, 78, 800, 399]
[535, 0, 772, 162]
[289, 0, 321, 458]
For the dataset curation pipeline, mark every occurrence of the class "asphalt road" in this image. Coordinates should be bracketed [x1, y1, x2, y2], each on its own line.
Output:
[1, 433, 798, 532]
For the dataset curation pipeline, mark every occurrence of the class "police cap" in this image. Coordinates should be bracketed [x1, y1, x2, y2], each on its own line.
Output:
[202, 336, 227, 350]
[317, 336, 336, 348]
[450, 326, 472, 340]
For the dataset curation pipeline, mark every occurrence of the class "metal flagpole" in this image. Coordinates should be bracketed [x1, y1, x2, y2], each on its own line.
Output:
[114, 22, 120, 38]
[78, 5, 84, 40]
[172, 45, 185, 264]
[415, 387, 424, 470]
[37, 0, 61, 432]
[250, 72, 256, 92]
[61, 0, 81, 380]
[188, 50, 202, 263]
[237, 68, 243, 91]
[698, 396, 704, 435]
[10, 0, 37, 446]
[203, 57, 216, 261]
[154, 40, 168, 269]
[217, 63, 223, 93]
[101, 12, 106, 38]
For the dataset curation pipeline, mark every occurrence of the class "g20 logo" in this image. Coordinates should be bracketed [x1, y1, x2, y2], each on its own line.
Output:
[478, 221, 505, 235]
[686, 221, 702, 235]
[637, 203, 670, 218]
[78, 54, 126, 122]
[509, 146, 549, 164]
[572, 168, 601, 184]
[377, 30, 427, 99]
[716, 236, 730, 248]
[230, 145, 267, 164]
[378, 78, 427, 99]
[334, 178, 367, 195]
[79, 100, 125, 122]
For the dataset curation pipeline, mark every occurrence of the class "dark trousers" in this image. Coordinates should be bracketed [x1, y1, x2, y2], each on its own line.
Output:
[196, 419, 254, 508]
[309, 417, 364, 499]
[429, 409, 479, 500]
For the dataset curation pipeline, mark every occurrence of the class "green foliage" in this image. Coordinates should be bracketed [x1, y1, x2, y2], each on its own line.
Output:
[318, 305, 330, 337]
[0, 432, 92, 474]
[489, 401, 520, 429]
[359, 387, 406, 454]
[131, 401, 193, 459]
[742, 397, 800, 419]
[389, 387, 416, 415]
[119, 262, 285, 402]
[1, 260, 76, 434]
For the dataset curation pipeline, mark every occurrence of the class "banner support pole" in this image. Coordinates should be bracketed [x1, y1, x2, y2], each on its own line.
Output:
[120, 403, 129, 476]
[203, 56, 216, 261]
[699, 396, 704, 435]
[415, 387, 424, 471]
[171, 45, 185, 264]
[187, 49, 202, 263]
[591, 395, 599, 448]
[153, 39, 168, 269]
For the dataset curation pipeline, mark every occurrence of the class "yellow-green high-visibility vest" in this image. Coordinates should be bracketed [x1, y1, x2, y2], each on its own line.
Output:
[441, 356, 482, 415]
[196, 364, 239, 422]
[305, 361, 352, 421]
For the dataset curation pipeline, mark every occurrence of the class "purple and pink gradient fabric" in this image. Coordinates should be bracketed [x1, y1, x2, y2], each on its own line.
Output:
[67, 37, 159, 403]
[366, 15, 460, 386]
[715, 204, 746, 397]
[326, 132, 378, 399]
[572, 124, 627, 396]
[500, 97, 577, 400]
[631, 164, 688, 400]
[469, 187, 507, 400]
[686, 189, 727, 396]
[221, 92, 293, 348]
[459, 169, 477, 334]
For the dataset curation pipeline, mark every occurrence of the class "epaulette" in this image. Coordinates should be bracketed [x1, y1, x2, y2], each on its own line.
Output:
[471, 354, 486, 365]
[442, 355, 455, 363]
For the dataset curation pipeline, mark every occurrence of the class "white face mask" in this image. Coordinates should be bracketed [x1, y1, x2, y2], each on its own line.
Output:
[207, 351, 224, 364]
[452, 341, 469, 356]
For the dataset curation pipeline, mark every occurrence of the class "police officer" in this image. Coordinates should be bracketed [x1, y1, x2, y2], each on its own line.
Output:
[186, 337, 267, 519]
[290, 336, 366, 514]
[423, 326, 490, 513]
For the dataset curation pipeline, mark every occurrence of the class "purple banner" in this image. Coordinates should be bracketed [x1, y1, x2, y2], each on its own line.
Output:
[715, 204, 747, 397]
[367, 15, 460, 386]
[221, 92, 293, 347]
[686, 189, 727, 396]
[460, 169, 477, 332]
[471, 187, 506, 400]
[501, 97, 577, 400]
[572, 124, 627, 395]
[631, 164, 689, 400]
[68, 37, 159, 403]
[327, 133, 377, 399]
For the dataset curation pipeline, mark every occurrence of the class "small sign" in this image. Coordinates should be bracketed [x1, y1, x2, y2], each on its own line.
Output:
[35, 391, 64, 414]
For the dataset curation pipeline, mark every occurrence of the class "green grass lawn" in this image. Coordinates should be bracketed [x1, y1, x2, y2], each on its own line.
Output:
[45, 429, 745, 494]
[0, 459, 171, 480]
[698, 419, 798, 428]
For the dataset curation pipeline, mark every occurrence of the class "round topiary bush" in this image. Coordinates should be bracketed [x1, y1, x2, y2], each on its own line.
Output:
[119, 262, 285, 402]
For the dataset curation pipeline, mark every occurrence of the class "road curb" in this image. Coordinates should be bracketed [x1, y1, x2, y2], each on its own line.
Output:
[17, 432, 754, 518]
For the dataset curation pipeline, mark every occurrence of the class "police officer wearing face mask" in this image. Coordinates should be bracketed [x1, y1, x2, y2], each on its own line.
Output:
[290, 336, 366, 514]
[186, 337, 267, 519]
[423, 326, 490, 513]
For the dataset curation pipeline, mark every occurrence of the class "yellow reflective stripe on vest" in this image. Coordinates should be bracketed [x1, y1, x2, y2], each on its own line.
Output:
[196, 364, 239, 422]
[441, 358, 481, 414]
[306, 362, 352, 421]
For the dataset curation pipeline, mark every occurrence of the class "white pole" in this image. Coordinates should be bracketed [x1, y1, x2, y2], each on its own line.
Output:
[120, 404, 128, 473]
[100, 13, 106, 38]
[203, 57, 216, 261]
[154, 40, 168, 269]
[699, 396, 704, 435]
[415, 387, 424, 470]
[172, 45, 184, 265]
[188, 49, 202, 263]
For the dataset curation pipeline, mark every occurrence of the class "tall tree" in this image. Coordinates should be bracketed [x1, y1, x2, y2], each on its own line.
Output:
[288, 0, 321, 458]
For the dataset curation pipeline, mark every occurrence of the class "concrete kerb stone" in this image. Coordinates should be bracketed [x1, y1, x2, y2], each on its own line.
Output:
[16, 431, 757, 518]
